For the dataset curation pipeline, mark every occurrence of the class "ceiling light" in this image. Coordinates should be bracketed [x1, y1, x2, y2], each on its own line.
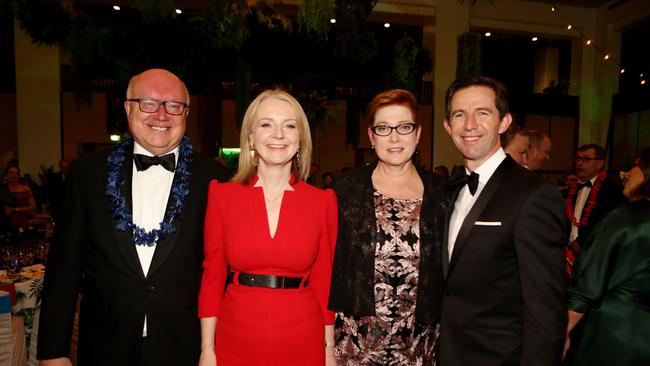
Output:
[175, 9, 182, 14]
[330, 18, 336, 24]
[604, 54, 610, 60]
[567, 25, 572, 30]
[485, 32, 491, 37]
[532, 36, 538, 41]
[620, 69, 625, 74]
[586, 40, 592, 45]
[113, 5, 120, 11]
[384, 23, 390, 28]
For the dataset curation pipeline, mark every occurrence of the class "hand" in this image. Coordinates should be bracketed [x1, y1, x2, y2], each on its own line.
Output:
[325, 345, 338, 366]
[39, 358, 73, 366]
[562, 333, 571, 360]
[198, 349, 217, 366]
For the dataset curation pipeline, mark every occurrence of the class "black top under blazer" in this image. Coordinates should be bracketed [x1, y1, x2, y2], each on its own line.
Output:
[328, 161, 449, 324]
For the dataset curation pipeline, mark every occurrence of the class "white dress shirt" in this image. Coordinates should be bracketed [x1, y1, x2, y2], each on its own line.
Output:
[448, 148, 507, 261]
[132, 142, 178, 336]
[569, 175, 598, 242]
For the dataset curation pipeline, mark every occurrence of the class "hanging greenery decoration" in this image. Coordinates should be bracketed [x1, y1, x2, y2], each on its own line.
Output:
[253, 0, 292, 31]
[14, 0, 71, 46]
[135, 0, 177, 24]
[61, 10, 102, 105]
[391, 35, 433, 91]
[298, 90, 342, 132]
[297, 0, 333, 41]
[191, 0, 245, 50]
[192, 0, 290, 51]
[333, 0, 378, 64]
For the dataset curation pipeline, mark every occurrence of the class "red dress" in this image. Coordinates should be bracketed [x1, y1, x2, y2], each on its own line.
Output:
[198, 177, 337, 366]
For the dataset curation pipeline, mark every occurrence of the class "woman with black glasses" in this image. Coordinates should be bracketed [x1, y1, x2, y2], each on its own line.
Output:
[328, 89, 447, 365]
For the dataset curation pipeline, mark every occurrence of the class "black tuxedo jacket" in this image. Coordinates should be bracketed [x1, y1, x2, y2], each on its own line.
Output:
[37, 145, 229, 366]
[570, 177, 625, 248]
[440, 157, 567, 366]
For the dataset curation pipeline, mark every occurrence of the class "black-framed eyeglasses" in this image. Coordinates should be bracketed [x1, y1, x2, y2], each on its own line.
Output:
[574, 157, 601, 163]
[371, 123, 417, 136]
[127, 98, 188, 116]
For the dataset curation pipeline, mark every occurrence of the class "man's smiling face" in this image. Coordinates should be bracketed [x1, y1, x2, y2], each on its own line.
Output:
[125, 69, 189, 156]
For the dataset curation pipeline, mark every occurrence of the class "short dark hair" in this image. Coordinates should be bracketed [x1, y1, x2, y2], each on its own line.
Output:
[366, 89, 418, 127]
[445, 76, 510, 120]
[577, 143, 606, 160]
[631, 147, 650, 200]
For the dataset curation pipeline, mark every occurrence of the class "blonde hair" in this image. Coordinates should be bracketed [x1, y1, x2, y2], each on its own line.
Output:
[232, 89, 312, 183]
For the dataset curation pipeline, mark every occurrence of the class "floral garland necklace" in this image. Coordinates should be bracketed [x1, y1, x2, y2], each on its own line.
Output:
[564, 170, 605, 228]
[106, 133, 192, 246]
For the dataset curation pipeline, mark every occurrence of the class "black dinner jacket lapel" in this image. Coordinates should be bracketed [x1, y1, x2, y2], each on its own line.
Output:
[446, 158, 512, 277]
[442, 184, 460, 277]
[113, 148, 146, 280]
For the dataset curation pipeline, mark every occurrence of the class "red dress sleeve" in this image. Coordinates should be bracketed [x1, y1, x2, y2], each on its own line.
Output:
[307, 188, 338, 324]
[198, 180, 228, 318]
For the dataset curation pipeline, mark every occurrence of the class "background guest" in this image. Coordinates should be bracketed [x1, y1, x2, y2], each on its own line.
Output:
[500, 124, 529, 167]
[322, 171, 334, 188]
[524, 129, 551, 171]
[22, 172, 45, 212]
[329, 89, 447, 365]
[2, 165, 36, 229]
[566, 144, 625, 258]
[198, 89, 337, 366]
[565, 147, 650, 366]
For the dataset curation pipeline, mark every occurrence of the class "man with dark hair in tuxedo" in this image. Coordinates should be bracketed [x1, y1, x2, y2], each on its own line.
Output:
[440, 76, 567, 366]
[38, 69, 229, 366]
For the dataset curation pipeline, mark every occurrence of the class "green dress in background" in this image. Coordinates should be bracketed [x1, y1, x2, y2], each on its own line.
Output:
[568, 200, 650, 366]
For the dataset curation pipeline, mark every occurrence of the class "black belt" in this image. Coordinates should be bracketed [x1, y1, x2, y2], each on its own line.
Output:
[227, 271, 307, 289]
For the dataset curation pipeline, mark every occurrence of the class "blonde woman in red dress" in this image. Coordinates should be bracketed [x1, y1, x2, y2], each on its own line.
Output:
[198, 89, 338, 366]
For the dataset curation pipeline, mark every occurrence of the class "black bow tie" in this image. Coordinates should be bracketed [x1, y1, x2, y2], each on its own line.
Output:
[133, 153, 176, 172]
[449, 165, 480, 195]
[576, 181, 592, 191]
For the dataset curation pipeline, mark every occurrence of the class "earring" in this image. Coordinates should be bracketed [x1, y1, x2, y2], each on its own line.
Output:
[250, 142, 258, 167]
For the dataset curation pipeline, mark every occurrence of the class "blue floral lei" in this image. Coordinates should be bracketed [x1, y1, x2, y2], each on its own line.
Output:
[106, 133, 192, 246]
